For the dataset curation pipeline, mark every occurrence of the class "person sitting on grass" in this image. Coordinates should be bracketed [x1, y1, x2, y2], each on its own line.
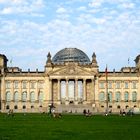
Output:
[7, 109, 14, 117]
[52, 112, 62, 118]
[122, 109, 126, 116]
[83, 109, 92, 117]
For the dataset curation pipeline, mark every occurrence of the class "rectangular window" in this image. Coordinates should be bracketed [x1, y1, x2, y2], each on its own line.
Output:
[6, 81, 11, 89]
[116, 82, 120, 89]
[124, 82, 129, 89]
[99, 82, 104, 89]
[14, 81, 18, 89]
[30, 82, 35, 89]
[22, 81, 27, 89]
[108, 82, 112, 89]
[132, 82, 137, 89]
[38, 81, 44, 89]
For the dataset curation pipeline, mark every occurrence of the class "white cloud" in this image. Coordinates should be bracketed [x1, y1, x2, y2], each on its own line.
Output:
[0, 0, 6, 3]
[0, 0, 140, 70]
[88, 0, 104, 8]
[118, 2, 135, 9]
[77, 6, 87, 11]
[1, 7, 13, 14]
[56, 7, 67, 14]
[0, 0, 45, 15]
[12, 0, 25, 5]
[30, 13, 45, 17]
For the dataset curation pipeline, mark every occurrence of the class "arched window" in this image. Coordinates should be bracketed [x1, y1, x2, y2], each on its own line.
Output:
[14, 105, 18, 109]
[99, 92, 105, 102]
[124, 92, 129, 102]
[6, 105, 10, 109]
[22, 92, 27, 102]
[108, 92, 112, 102]
[23, 105, 26, 109]
[6, 91, 11, 102]
[39, 91, 44, 103]
[117, 105, 120, 109]
[14, 91, 19, 102]
[115, 92, 121, 102]
[132, 92, 137, 102]
[30, 92, 35, 103]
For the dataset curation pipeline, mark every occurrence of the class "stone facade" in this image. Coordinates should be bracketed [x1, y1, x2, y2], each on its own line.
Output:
[0, 48, 140, 113]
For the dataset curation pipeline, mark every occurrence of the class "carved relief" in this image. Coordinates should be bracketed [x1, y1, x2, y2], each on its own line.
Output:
[50, 65, 95, 76]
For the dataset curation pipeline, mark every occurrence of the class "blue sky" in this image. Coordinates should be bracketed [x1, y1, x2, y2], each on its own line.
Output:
[0, 0, 140, 71]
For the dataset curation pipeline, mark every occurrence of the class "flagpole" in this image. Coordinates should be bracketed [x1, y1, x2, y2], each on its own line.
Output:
[10, 58, 13, 67]
[128, 58, 130, 67]
[105, 65, 108, 115]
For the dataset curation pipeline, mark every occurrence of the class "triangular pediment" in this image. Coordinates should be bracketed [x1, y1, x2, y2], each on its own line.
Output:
[48, 64, 96, 76]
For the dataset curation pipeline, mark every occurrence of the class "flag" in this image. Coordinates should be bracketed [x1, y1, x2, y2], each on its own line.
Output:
[128, 58, 130, 65]
[10, 59, 12, 64]
[10, 58, 13, 67]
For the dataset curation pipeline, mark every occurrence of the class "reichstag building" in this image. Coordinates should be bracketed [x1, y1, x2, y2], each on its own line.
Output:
[0, 48, 140, 113]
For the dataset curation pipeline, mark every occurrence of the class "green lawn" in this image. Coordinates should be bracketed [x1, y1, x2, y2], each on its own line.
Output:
[0, 113, 140, 140]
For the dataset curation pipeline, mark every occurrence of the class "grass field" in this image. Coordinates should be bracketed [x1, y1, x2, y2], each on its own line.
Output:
[0, 113, 140, 140]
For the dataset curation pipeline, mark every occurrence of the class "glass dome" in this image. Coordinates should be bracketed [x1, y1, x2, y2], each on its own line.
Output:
[52, 48, 90, 64]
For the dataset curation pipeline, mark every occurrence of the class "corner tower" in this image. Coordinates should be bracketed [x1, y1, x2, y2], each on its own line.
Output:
[0, 54, 8, 74]
[135, 55, 140, 72]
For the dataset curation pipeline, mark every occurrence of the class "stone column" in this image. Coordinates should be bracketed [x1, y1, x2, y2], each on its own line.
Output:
[57, 79, 61, 103]
[138, 76, 140, 104]
[121, 81, 123, 102]
[27, 81, 30, 102]
[112, 81, 115, 103]
[75, 79, 78, 101]
[19, 81, 22, 110]
[83, 79, 86, 101]
[129, 81, 131, 102]
[1, 77, 6, 111]
[11, 81, 14, 102]
[36, 81, 39, 102]
[49, 79, 52, 104]
[66, 79, 69, 101]
[91, 79, 94, 103]
[11, 81, 14, 109]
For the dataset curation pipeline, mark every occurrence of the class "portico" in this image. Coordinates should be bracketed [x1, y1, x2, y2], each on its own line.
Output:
[50, 76, 95, 106]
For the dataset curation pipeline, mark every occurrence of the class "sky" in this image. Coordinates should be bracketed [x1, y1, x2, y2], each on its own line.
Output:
[0, 0, 140, 71]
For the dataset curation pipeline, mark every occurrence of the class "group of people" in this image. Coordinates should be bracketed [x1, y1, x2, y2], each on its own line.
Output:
[7, 109, 14, 117]
[83, 109, 92, 117]
[49, 105, 62, 118]
[120, 109, 134, 116]
[6, 107, 134, 117]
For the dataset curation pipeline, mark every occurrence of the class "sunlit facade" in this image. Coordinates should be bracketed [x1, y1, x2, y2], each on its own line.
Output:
[0, 48, 140, 113]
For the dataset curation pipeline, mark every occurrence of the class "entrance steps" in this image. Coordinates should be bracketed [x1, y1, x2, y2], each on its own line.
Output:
[55, 104, 95, 113]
